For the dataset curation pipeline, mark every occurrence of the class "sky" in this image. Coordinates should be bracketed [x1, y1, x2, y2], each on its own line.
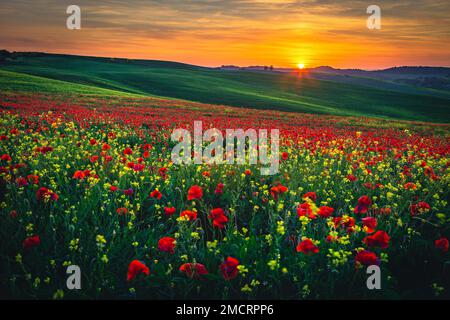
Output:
[0, 0, 449, 69]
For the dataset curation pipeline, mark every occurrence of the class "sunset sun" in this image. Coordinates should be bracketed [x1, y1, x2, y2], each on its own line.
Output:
[297, 63, 305, 69]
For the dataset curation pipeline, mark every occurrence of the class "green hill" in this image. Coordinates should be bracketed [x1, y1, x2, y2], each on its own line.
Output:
[1, 52, 449, 122]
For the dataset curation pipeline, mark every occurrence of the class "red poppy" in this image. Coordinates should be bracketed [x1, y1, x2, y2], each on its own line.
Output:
[270, 184, 288, 200]
[215, 183, 224, 195]
[244, 169, 252, 176]
[208, 208, 229, 229]
[303, 192, 317, 202]
[355, 250, 379, 267]
[164, 206, 176, 216]
[27, 174, 39, 185]
[150, 189, 162, 200]
[116, 207, 128, 215]
[297, 203, 316, 219]
[109, 186, 118, 192]
[127, 260, 150, 281]
[220, 257, 239, 280]
[404, 182, 417, 190]
[36, 187, 58, 201]
[158, 237, 176, 254]
[158, 167, 168, 178]
[1, 154, 12, 162]
[73, 170, 85, 180]
[102, 143, 111, 151]
[318, 206, 334, 218]
[354, 195, 371, 214]
[180, 210, 197, 221]
[363, 230, 390, 249]
[187, 185, 203, 201]
[123, 188, 134, 196]
[23, 235, 40, 250]
[333, 216, 356, 232]
[89, 138, 97, 145]
[362, 217, 377, 233]
[123, 147, 133, 155]
[16, 177, 28, 187]
[296, 239, 319, 255]
[90, 155, 99, 163]
[435, 237, 449, 252]
[281, 152, 289, 160]
[410, 201, 431, 216]
[179, 263, 209, 279]
[346, 174, 357, 182]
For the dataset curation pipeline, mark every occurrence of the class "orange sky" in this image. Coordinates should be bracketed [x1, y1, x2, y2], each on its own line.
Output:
[1, 0, 449, 69]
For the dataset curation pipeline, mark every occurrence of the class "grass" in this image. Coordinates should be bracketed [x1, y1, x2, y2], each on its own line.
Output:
[1, 53, 450, 122]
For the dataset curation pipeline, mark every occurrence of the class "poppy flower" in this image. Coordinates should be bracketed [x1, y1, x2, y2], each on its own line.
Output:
[180, 263, 209, 279]
[404, 182, 417, 190]
[363, 230, 390, 249]
[296, 239, 319, 255]
[317, 206, 334, 218]
[158, 237, 176, 254]
[333, 216, 355, 230]
[281, 152, 289, 160]
[36, 187, 58, 202]
[16, 177, 28, 187]
[23, 235, 40, 250]
[102, 143, 111, 151]
[158, 167, 168, 179]
[116, 207, 128, 215]
[220, 257, 239, 280]
[73, 170, 85, 180]
[109, 186, 118, 192]
[127, 260, 150, 281]
[150, 189, 162, 200]
[164, 206, 176, 216]
[354, 195, 372, 214]
[410, 201, 430, 216]
[270, 185, 288, 200]
[435, 237, 449, 252]
[187, 185, 203, 201]
[297, 203, 316, 219]
[123, 188, 134, 196]
[123, 147, 133, 155]
[27, 174, 39, 185]
[215, 183, 224, 195]
[208, 208, 228, 229]
[362, 217, 377, 233]
[303, 192, 317, 202]
[180, 210, 197, 221]
[355, 250, 379, 267]
[1, 154, 12, 162]
[244, 169, 252, 176]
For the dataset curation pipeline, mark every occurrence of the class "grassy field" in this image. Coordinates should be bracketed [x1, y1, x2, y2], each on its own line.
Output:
[1, 53, 449, 123]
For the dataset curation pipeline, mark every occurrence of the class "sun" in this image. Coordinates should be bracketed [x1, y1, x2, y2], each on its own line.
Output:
[297, 63, 305, 69]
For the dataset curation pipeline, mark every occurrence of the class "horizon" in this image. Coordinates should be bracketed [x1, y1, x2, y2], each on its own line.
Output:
[3, 49, 450, 71]
[1, 1, 449, 69]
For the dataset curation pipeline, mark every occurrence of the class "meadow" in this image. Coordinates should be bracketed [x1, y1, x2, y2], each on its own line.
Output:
[1, 53, 450, 123]
[0, 89, 449, 299]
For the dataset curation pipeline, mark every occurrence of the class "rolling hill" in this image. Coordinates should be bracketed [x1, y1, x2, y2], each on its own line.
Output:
[1, 52, 449, 122]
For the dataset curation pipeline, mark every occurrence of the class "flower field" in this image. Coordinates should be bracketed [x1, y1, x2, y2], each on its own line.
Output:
[0, 93, 449, 299]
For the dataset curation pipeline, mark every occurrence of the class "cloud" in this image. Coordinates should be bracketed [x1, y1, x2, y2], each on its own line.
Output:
[0, 0, 449, 68]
